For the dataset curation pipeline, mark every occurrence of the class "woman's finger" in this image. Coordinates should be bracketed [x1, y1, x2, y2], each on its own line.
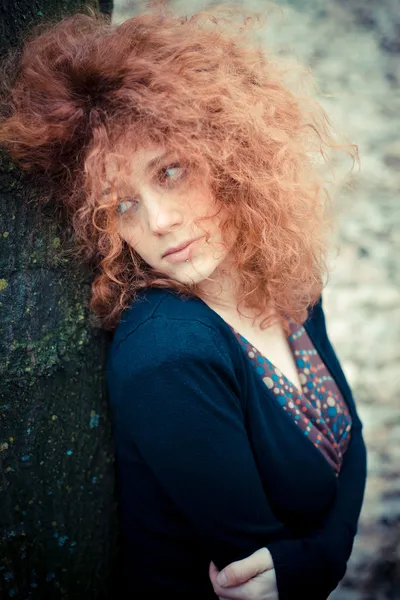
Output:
[209, 560, 219, 582]
[212, 568, 278, 600]
[216, 548, 274, 588]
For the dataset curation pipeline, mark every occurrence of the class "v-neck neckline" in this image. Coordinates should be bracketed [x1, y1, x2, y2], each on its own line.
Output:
[196, 295, 305, 395]
[193, 294, 343, 480]
[227, 323, 304, 397]
[227, 319, 341, 479]
[196, 294, 354, 417]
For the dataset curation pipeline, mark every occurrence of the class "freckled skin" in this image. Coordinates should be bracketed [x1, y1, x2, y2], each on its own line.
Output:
[107, 147, 236, 289]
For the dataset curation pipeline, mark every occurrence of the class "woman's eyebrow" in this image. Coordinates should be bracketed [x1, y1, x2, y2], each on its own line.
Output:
[101, 182, 135, 199]
[100, 152, 174, 197]
[145, 152, 173, 173]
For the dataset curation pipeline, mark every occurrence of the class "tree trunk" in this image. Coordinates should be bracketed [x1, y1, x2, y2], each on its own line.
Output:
[0, 2, 118, 599]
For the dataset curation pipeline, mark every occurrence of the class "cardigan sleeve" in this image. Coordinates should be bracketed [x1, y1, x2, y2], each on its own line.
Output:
[267, 297, 367, 599]
[266, 419, 367, 600]
[108, 315, 293, 566]
[109, 312, 366, 600]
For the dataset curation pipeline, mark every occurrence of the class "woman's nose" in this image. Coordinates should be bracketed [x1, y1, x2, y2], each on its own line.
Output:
[144, 190, 183, 234]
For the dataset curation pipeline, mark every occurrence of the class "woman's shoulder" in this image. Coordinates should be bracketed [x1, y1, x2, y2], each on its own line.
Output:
[108, 287, 238, 364]
[106, 289, 246, 411]
[121, 288, 214, 323]
[115, 288, 221, 334]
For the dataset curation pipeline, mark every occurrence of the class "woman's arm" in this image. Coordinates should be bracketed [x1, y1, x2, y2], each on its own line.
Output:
[108, 314, 365, 600]
[266, 420, 366, 600]
[108, 315, 293, 567]
[210, 424, 366, 599]
[213, 298, 367, 599]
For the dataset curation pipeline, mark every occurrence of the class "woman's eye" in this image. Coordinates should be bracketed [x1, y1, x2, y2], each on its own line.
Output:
[159, 164, 185, 183]
[118, 199, 138, 215]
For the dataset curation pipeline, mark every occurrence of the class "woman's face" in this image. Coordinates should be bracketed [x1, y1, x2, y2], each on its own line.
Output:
[106, 146, 234, 285]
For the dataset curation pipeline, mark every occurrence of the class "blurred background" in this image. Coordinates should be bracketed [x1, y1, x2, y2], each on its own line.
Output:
[112, 1, 400, 598]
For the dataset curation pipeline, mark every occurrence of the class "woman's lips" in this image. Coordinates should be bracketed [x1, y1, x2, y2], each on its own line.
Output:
[162, 238, 202, 263]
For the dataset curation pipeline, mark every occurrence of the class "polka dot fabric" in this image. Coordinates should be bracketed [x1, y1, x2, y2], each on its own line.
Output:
[230, 321, 352, 475]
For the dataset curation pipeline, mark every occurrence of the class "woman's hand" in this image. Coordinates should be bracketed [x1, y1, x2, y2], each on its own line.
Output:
[209, 547, 278, 600]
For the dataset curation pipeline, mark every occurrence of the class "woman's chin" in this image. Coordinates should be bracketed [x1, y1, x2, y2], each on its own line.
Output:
[161, 258, 218, 286]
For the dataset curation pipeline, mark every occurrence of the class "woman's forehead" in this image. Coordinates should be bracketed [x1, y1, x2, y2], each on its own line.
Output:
[101, 145, 181, 197]
[104, 145, 176, 178]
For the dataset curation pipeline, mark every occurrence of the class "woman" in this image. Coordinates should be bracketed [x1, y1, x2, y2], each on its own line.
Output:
[0, 3, 367, 599]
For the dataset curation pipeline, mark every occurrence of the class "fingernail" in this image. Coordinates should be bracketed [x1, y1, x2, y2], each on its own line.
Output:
[217, 571, 227, 587]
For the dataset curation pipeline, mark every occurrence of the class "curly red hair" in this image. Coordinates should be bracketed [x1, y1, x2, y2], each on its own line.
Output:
[0, 3, 357, 330]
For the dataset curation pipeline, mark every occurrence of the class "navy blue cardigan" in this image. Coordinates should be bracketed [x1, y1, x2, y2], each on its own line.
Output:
[106, 288, 367, 600]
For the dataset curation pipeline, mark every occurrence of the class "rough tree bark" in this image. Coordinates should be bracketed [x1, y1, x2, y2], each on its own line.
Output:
[0, 1, 118, 599]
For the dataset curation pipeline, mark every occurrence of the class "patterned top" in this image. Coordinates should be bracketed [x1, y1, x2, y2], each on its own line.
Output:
[230, 320, 352, 475]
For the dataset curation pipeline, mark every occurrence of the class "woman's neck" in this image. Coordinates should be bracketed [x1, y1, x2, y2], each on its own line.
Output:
[196, 262, 275, 326]
[196, 257, 240, 311]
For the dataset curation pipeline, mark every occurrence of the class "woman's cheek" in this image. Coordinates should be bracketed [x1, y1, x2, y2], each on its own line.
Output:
[120, 222, 144, 249]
